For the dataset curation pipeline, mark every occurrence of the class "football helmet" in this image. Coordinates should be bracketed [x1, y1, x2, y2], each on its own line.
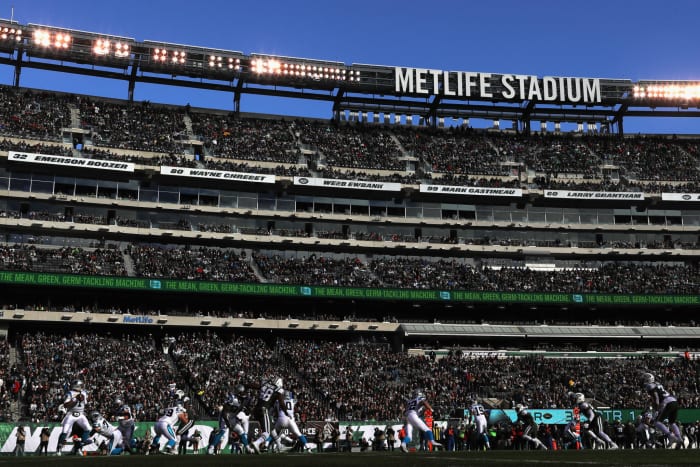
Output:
[412, 388, 425, 399]
[225, 394, 239, 407]
[234, 384, 246, 395]
[273, 377, 283, 389]
[515, 403, 525, 413]
[90, 411, 102, 424]
[71, 379, 84, 391]
[574, 393, 585, 404]
[114, 397, 123, 407]
[641, 372, 655, 384]
[175, 389, 185, 399]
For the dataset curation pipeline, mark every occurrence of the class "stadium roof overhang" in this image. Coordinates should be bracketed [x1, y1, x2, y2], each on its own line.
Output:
[0, 19, 698, 131]
[401, 323, 700, 340]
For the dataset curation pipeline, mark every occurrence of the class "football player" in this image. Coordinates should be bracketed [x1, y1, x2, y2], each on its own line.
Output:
[207, 392, 255, 455]
[399, 388, 441, 453]
[572, 392, 618, 449]
[57, 379, 92, 455]
[270, 390, 311, 452]
[641, 372, 683, 447]
[467, 397, 490, 450]
[150, 394, 193, 455]
[251, 376, 285, 452]
[89, 411, 124, 455]
[513, 404, 547, 450]
[113, 397, 135, 454]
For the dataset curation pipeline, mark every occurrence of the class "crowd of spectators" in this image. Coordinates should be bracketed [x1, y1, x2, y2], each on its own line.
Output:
[0, 340, 17, 422]
[297, 120, 405, 171]
[395, 126, 508, 175]
[0, 87, 72, 141]
[18, 331, 179, 423]
[1, 86, 700, 193]
[78, 98, 188, 154]
[0, 242, 700, 295]
[127, 244, 257, 282]
[9, 330, 700, 424]
[0, 244, 126, 276]
[189, 113, 300, 164]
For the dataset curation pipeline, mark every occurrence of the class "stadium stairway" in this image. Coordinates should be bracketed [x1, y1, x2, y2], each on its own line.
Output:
[7, 344, 25, 421]
[69, 105, 81, 129]
[246, 251, 269, 283]
[121, 248, 136, 276]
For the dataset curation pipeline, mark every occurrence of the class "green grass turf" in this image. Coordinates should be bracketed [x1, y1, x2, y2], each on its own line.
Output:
[0, 450, 698, 466]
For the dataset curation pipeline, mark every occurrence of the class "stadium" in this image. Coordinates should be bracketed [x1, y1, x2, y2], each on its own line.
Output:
[0, 14, 698, 466]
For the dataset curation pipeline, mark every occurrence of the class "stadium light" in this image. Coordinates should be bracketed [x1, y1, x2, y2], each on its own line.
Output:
[33, 28, 71, 49]
[92, 38, 131, 58]
[633, 82, 700, 101]
[250, 54, 350, 84]
[0, 21, 22, 53]
[0, 25, 21, 42]
[208, 54, 241, 71]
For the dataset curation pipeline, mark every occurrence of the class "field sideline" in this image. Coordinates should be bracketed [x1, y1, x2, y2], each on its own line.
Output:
[0, 450, 697, 466]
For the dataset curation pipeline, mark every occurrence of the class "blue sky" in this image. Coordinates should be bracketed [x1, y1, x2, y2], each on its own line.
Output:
[4, 0, 700, 134]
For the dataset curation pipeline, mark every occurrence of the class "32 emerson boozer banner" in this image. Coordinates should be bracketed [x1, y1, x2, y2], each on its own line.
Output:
[395, 67, 602, 104]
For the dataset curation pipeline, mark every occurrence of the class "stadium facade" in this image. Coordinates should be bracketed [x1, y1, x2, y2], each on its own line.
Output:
[0, 18, 698, 433]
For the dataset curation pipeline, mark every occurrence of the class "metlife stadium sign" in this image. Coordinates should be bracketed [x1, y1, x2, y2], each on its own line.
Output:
[395, 67, 602, 104]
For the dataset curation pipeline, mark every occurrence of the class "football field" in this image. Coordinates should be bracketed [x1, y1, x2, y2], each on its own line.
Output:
[0, 450, 697, 466]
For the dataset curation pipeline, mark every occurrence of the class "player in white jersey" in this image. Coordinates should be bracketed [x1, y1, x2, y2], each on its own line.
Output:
[270, 390, 311, 452]
[150, 395, 192, 455]
[57, 379, 92, 455]
[400, 388, 441, 453]
[89, 411, 124, 455]
[572, 393, 618, 449]
[113, 397, 135, 454]
[467, 398, 490, 450]
[641, 372, 683, 447]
